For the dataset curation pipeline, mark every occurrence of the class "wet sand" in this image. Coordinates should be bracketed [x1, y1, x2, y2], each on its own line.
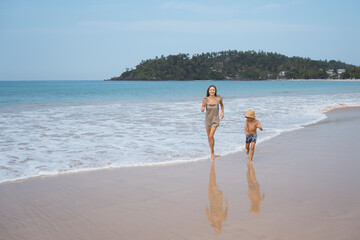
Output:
[1, 107, 360, 240]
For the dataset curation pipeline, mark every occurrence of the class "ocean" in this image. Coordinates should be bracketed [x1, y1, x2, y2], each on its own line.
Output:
[1, 80, 360, 183]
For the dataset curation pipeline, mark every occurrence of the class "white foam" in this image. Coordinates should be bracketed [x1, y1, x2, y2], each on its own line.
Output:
[1, 91, 360, 183]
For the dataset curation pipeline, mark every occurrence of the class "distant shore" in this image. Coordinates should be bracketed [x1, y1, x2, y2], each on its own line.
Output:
[107, 50, 360, 82]
[105, 78, 359, 81]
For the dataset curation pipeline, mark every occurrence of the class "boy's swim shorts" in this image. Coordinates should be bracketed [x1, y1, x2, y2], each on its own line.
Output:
[246, 134, 257, 143]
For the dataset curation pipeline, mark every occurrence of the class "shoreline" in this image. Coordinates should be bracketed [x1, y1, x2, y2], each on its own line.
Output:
[1, 103, 359, 185]
[1, 106, 360, 239]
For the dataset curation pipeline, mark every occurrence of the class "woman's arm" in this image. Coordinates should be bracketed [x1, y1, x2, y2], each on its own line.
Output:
[201, 98, 206, 112]
[219, 97, 224, 119]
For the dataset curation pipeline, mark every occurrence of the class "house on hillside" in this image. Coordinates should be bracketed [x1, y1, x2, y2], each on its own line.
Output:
[326, 69, 335, 77]
[337, 69, 346, 78]
[278, 71, 286, 77]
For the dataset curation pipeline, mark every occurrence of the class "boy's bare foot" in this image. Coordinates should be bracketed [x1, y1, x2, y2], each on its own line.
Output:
[214, 154, 221, 158]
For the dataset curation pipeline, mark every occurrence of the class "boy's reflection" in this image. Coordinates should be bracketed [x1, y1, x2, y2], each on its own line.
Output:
[206, 160, 228, 234]
[247, 162, 265, 215]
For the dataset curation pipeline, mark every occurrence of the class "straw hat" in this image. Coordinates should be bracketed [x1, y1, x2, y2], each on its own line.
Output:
[245, 110, 255, 118]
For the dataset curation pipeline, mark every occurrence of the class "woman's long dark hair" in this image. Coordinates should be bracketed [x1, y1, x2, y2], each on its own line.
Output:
[206, 85, 217, 97]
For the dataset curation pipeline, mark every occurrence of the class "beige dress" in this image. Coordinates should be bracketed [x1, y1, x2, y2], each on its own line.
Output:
[205, 95, 222, 128]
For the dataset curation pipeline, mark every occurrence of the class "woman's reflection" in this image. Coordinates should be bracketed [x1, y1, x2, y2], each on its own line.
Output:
[206, 160, 228, 234]
[247, 162, 265, 215]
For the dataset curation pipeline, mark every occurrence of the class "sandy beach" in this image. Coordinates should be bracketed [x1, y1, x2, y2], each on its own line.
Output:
[1, 107, 360, 240]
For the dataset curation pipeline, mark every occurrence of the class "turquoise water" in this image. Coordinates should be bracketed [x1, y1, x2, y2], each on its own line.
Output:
[1, 80, 360, 183]
[1, 80, 360, 105]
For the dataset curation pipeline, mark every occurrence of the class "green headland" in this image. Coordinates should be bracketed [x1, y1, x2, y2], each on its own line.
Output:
[108, 50, 360, 81]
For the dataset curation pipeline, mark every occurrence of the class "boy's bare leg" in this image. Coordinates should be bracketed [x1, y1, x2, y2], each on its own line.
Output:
[249, 142, 256, 164]
[246, 143, 250, 155]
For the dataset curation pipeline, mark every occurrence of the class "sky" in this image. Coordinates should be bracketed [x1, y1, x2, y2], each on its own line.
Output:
[0, 0, 359, 80]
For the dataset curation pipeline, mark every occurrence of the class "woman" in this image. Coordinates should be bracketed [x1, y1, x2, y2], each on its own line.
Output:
[201, 85, 224, 159]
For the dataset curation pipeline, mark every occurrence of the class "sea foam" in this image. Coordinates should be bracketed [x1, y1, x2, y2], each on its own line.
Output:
[1, 83, 360, 183]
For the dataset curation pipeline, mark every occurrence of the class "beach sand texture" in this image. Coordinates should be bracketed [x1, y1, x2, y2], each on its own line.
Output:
[1, 107, 360, 240]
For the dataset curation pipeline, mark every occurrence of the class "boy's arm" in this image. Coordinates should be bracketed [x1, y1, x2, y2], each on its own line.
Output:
[257, 120, 263, 131]
[245, 120, 249, 135]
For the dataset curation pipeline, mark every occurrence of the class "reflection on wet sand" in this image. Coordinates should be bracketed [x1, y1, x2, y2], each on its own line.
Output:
[206, 160, 228, 234]
[247, 162, 265, 215]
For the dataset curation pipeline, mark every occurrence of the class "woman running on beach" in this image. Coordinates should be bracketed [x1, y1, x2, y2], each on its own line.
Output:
[201, 85, 224, 159]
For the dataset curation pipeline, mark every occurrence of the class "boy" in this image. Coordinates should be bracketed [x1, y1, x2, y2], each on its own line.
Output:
[244, 110, 263, 164]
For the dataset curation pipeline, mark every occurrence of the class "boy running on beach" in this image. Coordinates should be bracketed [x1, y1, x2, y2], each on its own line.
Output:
[245, 110, 263, 164]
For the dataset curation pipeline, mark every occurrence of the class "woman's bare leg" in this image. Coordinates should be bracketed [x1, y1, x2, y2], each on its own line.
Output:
[206, 127, 217, 159]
